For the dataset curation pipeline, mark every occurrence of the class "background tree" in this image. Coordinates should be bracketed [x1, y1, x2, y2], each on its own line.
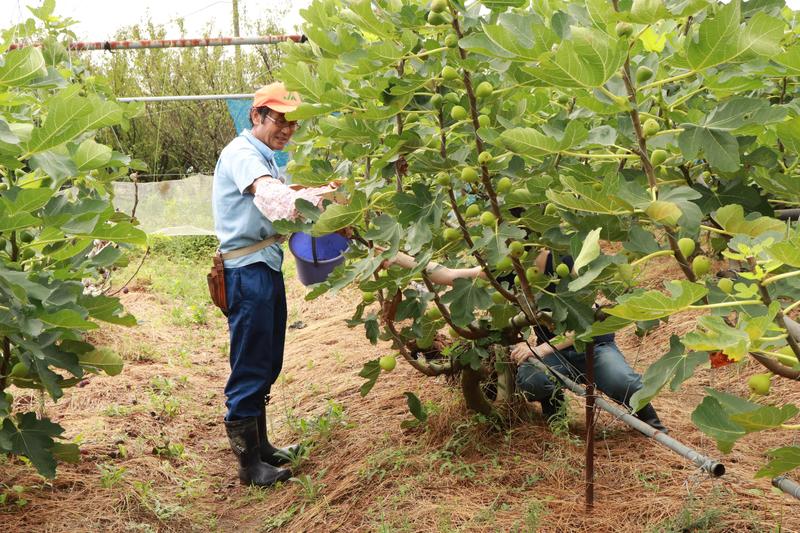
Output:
[90, 10, 287, 179]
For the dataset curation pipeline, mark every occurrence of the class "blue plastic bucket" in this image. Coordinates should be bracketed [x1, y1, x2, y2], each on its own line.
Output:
[288, 232, 349, 286]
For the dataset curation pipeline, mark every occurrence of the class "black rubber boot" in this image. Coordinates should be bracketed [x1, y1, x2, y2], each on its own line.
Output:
[257, 410, 302, 467]
[540, 389, 566, 421]
[634, 403, 668, 433]
[225, 417, 292, 486]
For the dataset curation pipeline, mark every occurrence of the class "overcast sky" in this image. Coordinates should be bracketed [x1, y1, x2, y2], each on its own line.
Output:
[3, 0, 312, 40]
[3, 0, 800, 42]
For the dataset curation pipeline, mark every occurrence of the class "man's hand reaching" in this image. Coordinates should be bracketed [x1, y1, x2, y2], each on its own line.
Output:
[510, 342, 536, 366]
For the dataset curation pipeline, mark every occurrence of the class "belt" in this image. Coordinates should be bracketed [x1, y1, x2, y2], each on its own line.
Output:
[220, 235, 282, 261]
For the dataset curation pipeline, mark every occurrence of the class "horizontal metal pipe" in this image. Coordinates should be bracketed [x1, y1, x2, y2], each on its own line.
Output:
[526, 357, 726, 477]
[776, 209, 800, 221]
[773, 475, 800, 500]
[116, 93, 254, 103]
[9, 35, 305, 51]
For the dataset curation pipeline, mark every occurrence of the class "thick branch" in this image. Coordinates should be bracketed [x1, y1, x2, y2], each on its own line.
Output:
[446, 188, 516, 302]
[750, 352, 800, 381]
[0, 337, 10, 391]
[381, 290, 449, 376]
[420, 272, 488, 340]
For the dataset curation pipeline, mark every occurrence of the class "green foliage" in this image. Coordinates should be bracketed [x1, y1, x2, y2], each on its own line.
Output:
[0, 7, 144, 477]
[279, 0, 800, 479]
[89, 12, 287, 178]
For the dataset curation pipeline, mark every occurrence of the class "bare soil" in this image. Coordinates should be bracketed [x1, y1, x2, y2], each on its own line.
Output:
[1, 255, 799, 532]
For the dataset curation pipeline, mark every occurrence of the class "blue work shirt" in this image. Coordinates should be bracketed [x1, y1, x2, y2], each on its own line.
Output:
[212, 129, 290, 270]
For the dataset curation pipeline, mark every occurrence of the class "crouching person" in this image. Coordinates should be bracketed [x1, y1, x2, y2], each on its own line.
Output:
[510, 251, 666, 432]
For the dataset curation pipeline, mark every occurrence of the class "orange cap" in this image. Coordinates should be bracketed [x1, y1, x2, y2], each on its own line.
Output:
[253, 82, 302, 113]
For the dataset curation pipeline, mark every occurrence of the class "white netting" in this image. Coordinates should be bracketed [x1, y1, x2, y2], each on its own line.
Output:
[112, 174, 215, 236]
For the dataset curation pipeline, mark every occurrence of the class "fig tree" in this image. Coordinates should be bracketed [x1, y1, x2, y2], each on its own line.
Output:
[636, 66, 654, 84]
[465, 203, 481, 218]
[379, 355, 397, 372]
[480, 211, 496, 226]
[427, 11, 447, 25]
[718, 278, 734, 294]
[643, 118, 660, 138]
[616, 21, 633, 37]
[425, 306, 443, 320]
[10, 362, 29, 378]
[748, 373, 771, 395]
[444, 34, 458, 48]
[496, 256, 513, 271]
[478, 151, 492, 164]
[444, 227, 461, 242]
[461, 166, 479, 183]
[692, 255, 711, 277]
[442, 66, 459, 81]
[496, 177, 512, 194]
[475, 81, 493, 98]
[617, 263, 634, 282]
[431, 0, 447, 13]
[678, 237, 696, 258]
[556, 263, 570, 278]
[444, 92, 460, 104]
[650, 149, 668, 167]
[450, 105, 468, 121]
[509, 240, 525, 258]
[477, 114, 490, 128]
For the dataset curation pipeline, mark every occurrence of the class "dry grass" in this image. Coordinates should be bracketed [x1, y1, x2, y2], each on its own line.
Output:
[1, 254, 799, 532]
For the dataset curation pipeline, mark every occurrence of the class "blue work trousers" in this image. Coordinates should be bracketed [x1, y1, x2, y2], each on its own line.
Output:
[223, 262, 286, 421]
[516, 341, 643, 407]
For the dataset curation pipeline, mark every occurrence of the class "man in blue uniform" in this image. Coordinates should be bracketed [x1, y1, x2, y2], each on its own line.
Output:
[212, 82, 304, 487]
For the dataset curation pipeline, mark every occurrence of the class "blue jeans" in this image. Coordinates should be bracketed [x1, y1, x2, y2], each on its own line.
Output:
[516, 341, 643, 408]
[224, 263, 286, 421]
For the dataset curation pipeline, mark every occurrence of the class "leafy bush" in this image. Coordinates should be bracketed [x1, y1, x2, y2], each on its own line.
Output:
[278, 0, 800, 479]
[0, 3, 145, 477]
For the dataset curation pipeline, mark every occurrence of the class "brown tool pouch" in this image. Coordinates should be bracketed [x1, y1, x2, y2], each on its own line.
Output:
[207, 251, 228, 316]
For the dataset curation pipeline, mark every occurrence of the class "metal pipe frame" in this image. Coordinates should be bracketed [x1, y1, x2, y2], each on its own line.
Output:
[526, 357, 726, 477]
[773, 475, 800, 500]
[116, 93, 254, 103]
[9, 35, 305, 51]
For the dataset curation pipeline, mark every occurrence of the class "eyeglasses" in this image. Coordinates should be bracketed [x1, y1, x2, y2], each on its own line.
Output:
[264, 113, 300, 131]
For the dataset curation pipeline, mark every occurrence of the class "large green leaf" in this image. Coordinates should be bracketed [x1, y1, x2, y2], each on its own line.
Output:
[441, 278, 493, 328]
[691, 396, 746, 453]
[755, 446, 800, 478]
[78, 347, 124, 376]
[499, 121, 587, 158]
[682, 315, 751, 361]
[605, 281, 708, 321]
[0, 413, 63, 478]
[686, 2, 784, 71]
[713, 204, 784, 237]
[73, 138, 112, 170]
[692, 388, 796, 453]
[311, 190, 367, 236]
[767, 237, 800, 268]
[572, 228, 601, 274]
[0, 47, 46, 86]
[531, 27, 626, 88]
[678, 126, 739, 172]
[629, 336, 706, 411]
